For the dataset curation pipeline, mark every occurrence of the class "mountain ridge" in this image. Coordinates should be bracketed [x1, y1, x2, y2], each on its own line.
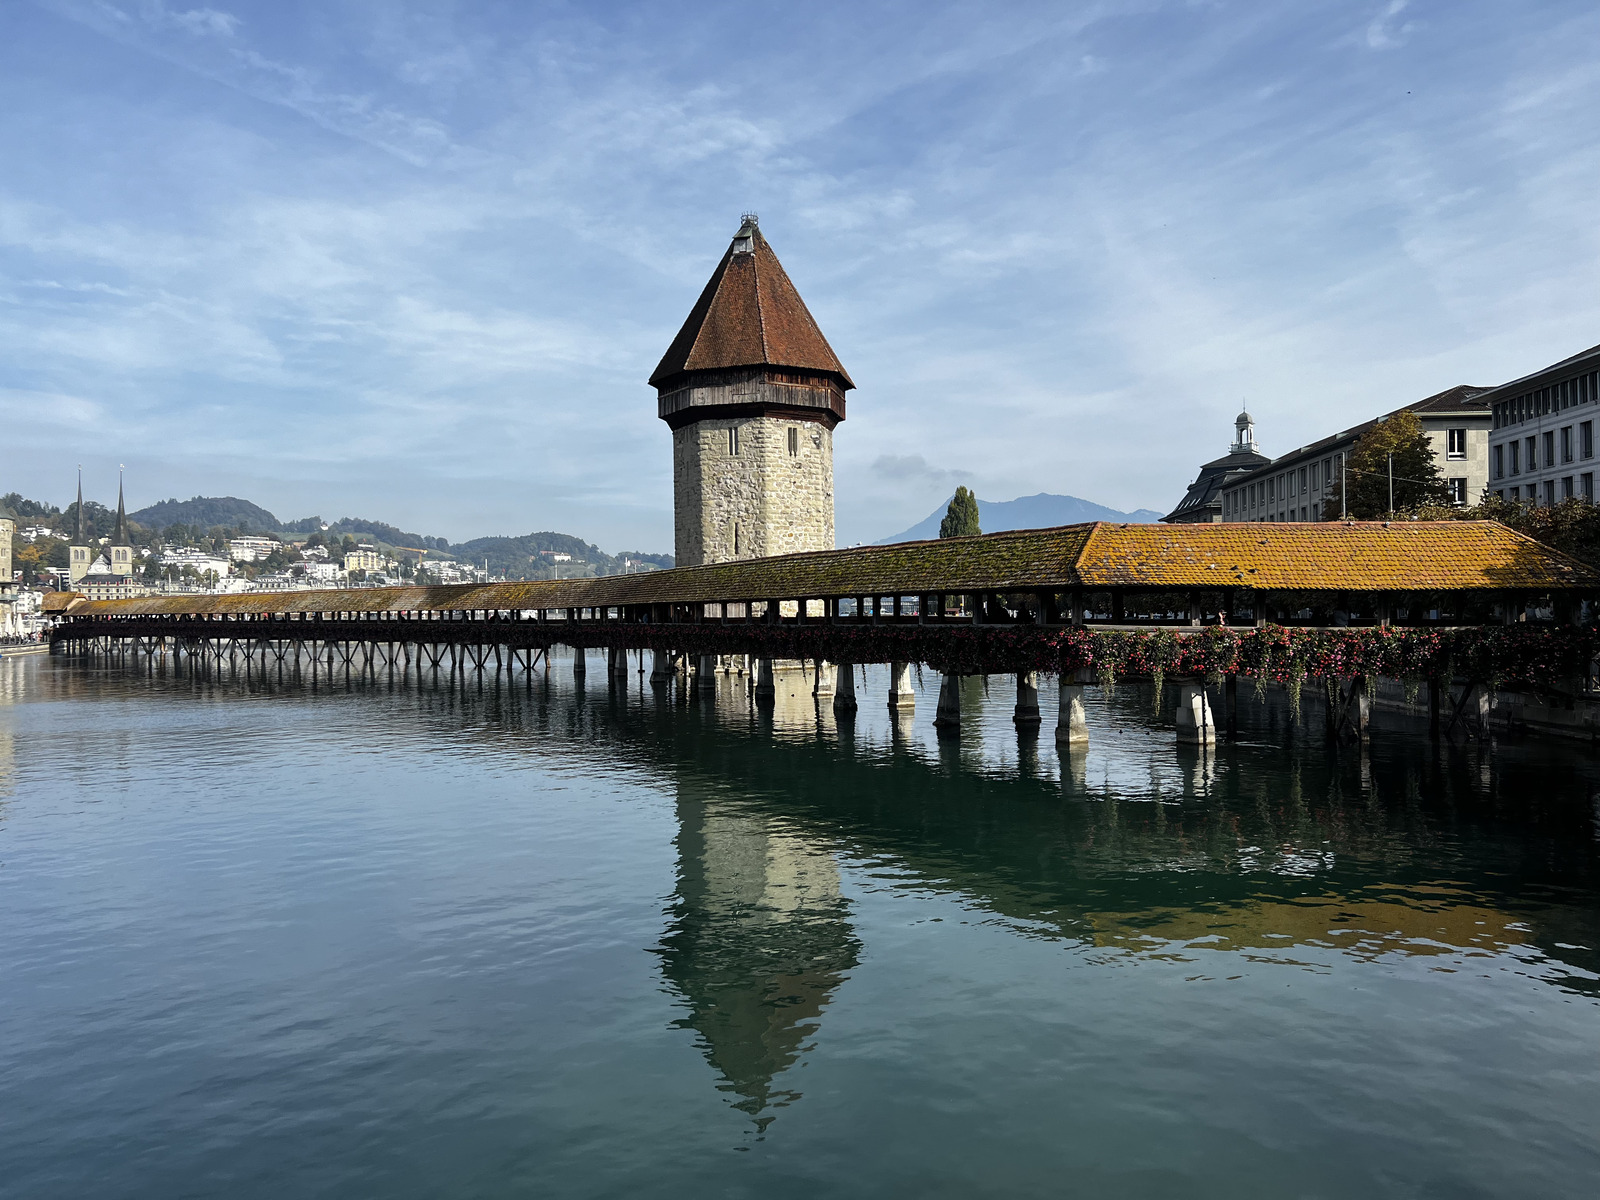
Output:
[874, 492, 1163, 544]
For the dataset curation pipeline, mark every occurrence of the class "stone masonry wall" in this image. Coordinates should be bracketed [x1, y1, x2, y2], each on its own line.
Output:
[673, 415, 834, 567]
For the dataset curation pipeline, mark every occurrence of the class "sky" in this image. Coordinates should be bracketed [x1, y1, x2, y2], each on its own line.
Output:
[3, 0, 1599, 552]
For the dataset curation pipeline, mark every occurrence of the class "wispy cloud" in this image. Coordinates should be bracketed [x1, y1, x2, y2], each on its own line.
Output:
[6, 0, 1600, 546]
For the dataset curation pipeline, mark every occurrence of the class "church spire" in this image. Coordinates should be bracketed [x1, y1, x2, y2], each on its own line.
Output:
[73, 467, 85, 544]
[114, 467, 129, 546]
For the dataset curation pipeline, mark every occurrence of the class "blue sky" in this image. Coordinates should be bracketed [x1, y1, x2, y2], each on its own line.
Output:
[3, 1, 1599, 551]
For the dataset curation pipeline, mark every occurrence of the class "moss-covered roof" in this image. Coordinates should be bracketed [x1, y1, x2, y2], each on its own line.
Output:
[58, 521, 1596, 619]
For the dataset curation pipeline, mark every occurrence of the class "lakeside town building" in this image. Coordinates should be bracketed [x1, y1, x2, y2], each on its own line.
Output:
[1485, 341, 1600, 506]
[1212, 386, 1491, 523]
[1161, 411, 1272, 523]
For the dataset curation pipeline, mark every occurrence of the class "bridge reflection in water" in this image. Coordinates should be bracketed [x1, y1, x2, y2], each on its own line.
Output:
[20, 651, 1600, 1132]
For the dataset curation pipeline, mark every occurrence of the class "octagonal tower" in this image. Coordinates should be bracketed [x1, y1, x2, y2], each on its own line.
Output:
[652, 215, 854, 567]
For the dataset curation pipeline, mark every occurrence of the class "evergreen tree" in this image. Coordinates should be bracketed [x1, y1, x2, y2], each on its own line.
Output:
[939, 486, 981, 538]
[1322, 409, 1452, 519]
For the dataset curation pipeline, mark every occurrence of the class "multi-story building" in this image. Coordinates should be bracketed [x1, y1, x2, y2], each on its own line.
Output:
[343, 547, 385, 573]
[1484, 341, 1600, 506]
[1215, 386, 1491, 522]
[1162, 411, 1272, 523]
[160, 547, 232, 581]
[228, 536, 281, 563]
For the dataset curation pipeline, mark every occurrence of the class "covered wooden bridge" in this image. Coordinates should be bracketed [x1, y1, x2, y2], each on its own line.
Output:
[48, 520, 1600, 744]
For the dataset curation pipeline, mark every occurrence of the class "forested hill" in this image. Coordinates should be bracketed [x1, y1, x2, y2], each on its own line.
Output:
[130, 496, 282, 532]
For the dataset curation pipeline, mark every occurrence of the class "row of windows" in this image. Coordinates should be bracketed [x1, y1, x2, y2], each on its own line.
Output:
[1495, 475, 1595, 505]
[1492, 370, 1600, 429]
[725, 426, 809, 457]
[1223, 454, 1343, 518]
[1220, 426, 1470, 519]
[1230, 476, 1469, 520]
[1491, 421, 1594, 478]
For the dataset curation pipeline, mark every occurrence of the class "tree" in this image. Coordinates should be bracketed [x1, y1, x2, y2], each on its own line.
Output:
[939, 487, 981, 538]
[1322, 409, 1452, 519]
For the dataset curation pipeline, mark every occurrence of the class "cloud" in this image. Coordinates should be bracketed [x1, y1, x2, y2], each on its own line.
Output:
[870, 455, 972, 489]
[1365, 0, 1416, 50]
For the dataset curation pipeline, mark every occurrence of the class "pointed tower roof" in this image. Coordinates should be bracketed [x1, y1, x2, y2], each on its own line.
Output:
[73, 467, 86, 545]
[114, 469, 129, 546]
[650, 216, 853, 390]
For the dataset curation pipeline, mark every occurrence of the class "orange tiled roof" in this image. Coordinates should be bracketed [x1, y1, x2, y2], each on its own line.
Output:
[1076, 520, 1592, 591]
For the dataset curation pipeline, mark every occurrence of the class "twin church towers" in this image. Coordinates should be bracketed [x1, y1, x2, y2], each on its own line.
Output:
[652, 215, 853, 568]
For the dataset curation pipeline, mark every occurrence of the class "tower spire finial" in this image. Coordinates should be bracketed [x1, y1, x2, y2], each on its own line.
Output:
[73, 465, 85, 545]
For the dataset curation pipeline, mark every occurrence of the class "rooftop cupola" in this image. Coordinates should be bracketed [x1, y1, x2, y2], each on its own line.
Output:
[1232, 409, 1258, 454]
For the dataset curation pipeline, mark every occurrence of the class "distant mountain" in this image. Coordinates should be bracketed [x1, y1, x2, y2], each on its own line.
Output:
[129, 496, 282, 532]
[875, 492, 1164, 544]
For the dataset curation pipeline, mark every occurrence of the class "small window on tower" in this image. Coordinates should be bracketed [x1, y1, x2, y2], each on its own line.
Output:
[733, 524, 740, 555]
[788, 427, 799, 456]
[728, 427, 739, 455]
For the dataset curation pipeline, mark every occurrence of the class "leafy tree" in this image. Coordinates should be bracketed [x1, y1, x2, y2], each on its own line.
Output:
[939, 486, 981, 538]
[1418, 494, 1600, 569]
[1323, 409, 1452, 519]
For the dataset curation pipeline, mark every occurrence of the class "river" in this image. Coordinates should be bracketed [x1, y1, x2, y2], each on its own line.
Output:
[1, 652, 1597, 1197]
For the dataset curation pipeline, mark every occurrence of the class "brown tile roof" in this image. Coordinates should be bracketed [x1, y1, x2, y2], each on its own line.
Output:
[649, 221, 853, 389]
[61, 522, 1595, 621]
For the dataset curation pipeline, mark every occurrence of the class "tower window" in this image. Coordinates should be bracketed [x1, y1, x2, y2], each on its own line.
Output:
[728, 426, 740, 455]
[787, 427, 798, 457]
[733, 524, 740, 555]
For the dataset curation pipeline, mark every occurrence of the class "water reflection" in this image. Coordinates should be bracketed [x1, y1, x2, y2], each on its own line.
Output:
[656, 780, 859, 1129]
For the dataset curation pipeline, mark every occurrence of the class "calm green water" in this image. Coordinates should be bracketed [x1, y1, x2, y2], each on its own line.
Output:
[1, 651, 1597, 1198]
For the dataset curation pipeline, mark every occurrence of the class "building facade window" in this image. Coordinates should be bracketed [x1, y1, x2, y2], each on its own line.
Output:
[728, 426, 740, 455]
[1447, 428, 1467, 458]
[1526, 436, 1537, 471]
[1493, 444, 1504, 479]
[1562, 426, 1574, 463]
[1543, 431, 1556, 471]
[1510, 441, 1521, 474]
[1562, 476, 1575, 500]
[1543, 480, 1556, 506]
[787, 427, 799, 456]
[1448, 478, 1467, 506]
[1584, 421, 1594, 459]
[1584, 473, 1595, 503]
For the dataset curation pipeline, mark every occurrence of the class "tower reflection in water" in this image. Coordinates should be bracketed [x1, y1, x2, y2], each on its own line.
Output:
[656, 673, 860, 1129]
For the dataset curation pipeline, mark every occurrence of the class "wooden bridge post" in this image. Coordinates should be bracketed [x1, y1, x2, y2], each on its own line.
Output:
[1174, 681, 1216, 745]
[1014, 672, 1041, 726]
[833, 661, 857, 714]
[650, 650, 673, 685]
[933, 672, 961, 734]
[1056, 671, 1089, 747]
[608, 647, 628, 678]
[572, 645, 587, 677]
[888, 662, 915, 712]
[1224, 673, 1238, 738]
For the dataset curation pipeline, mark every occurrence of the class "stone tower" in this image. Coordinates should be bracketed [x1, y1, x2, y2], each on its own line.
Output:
[68, 468, 92, 584]
[651, 215, 854, 567]
[110, 471, 133, 577]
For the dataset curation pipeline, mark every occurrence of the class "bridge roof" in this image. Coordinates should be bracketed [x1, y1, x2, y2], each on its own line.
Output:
[57, 521, 1596, 619]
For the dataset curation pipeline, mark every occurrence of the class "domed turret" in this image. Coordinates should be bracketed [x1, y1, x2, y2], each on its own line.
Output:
[1232, 409, 1257, 453]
